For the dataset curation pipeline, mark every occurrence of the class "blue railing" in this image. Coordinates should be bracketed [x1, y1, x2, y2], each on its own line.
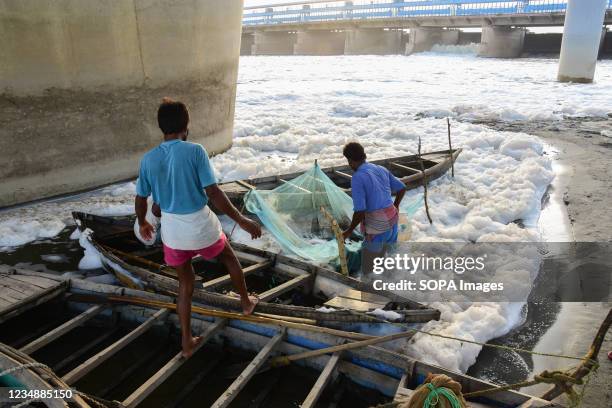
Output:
[243, 0, 610, 26]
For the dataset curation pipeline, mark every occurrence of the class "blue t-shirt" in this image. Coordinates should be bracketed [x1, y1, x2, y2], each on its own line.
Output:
[351, 162, 405, 212]
[136, 140, 217, 214]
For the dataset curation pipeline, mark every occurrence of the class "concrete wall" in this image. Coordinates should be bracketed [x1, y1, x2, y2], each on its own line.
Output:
[479, 26, 525, 58]
[241, 33, 254, 56]
[252, 31, 296, 55]
[294, 30, 346, 55]
[601, 31, 612, 57]
[405, 28, 459, 55]
[344, 28, 402, 55]
[524, 33, 562, 55]
[0, 0, 243, 207]
[458, 31, 481, 45]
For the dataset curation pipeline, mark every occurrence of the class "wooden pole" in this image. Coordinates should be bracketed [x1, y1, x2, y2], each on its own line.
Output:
[418, 137, 433, 224]
[270, 329, 416, 367]
[447, 117, 454, 178]
[106, 295, 374, 341]
[320, 206, 349, 276]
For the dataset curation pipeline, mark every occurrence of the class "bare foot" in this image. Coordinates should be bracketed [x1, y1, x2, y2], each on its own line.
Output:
[181, 336, 203, 359]
[241, 295, 259, 315]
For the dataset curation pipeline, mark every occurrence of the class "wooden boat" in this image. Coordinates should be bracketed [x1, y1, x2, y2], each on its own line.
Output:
[72, 211, 440, 327]
[219, 149, 462, 207]
[0, 266, 563, 408]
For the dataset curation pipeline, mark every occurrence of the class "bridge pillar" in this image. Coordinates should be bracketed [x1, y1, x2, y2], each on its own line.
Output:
[344, 28, 402, 55]
[241, 33, 254, 56]
[252, 31, 297, 55]
[294, 30, 346, 55]
[558, 0, 608, 83]
[405, 28, 458, 55]
[478, 26, 525, 58]
[0, 0, 242, 207]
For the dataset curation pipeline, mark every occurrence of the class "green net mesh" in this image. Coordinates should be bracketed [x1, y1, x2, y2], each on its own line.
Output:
[244, 163, 423, 264]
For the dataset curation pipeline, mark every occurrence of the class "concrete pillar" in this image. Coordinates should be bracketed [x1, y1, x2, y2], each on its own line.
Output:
[251, 31, 297, 55]
[405, 28, 459, 55]
[0, 0, 243, 207]
[241, 33, 254, 56]
[558, 0, 608, 83]
[344, 28, 402, 55]
[478, 26, 525, 58]
[294, 30, 346, 55]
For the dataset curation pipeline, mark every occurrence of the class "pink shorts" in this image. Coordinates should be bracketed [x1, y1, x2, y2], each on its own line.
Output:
[163, 233, 227, 267]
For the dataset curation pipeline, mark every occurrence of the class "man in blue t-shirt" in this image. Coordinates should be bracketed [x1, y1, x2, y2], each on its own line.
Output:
[341, 142, 406, 254]
[135, 98, 261, 358]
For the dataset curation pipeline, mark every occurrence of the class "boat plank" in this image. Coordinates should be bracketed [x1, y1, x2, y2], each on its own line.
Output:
[324, 296, 387, 312]
[0, 282, 67, 325]
[390, 162, 420, 174]
[234, 250, 268, 265]
[20, 304, 106, 354]
[339, 288, 390, 304]
[63, 308, 170, 385]
[202, 261, 273, 290]
[122, 318, 227, 408]
[7, 273, 58, 289]
[332, 170, 353, 180]
[2, 277, 39, 295]
[211, 328, 286, 408]
[301, 351, 341, 408]
[258, 274, 312, 302]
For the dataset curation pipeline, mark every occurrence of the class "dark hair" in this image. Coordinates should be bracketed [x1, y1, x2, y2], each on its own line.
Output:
[343, 142, 366, 162]
[157, 98, 189, 135]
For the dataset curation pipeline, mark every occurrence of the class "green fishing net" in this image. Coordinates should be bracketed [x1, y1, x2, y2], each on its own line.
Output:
[243, 163, 422, 264]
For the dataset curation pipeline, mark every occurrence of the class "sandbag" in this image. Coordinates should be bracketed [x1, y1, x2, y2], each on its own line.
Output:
[401, 373, 468, 408]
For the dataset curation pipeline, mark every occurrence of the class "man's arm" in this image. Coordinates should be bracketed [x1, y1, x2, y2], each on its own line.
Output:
[343, 211, 365, 240]
[393, 188, 406, 209]
[206, 184, 262, 239]
[135, 195, 154, 240]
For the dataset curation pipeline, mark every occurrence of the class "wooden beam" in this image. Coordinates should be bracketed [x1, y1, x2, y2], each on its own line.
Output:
[165, 352, 224, 408]
[210, 328, 286, 408]
[234, 250, 268, 265]
[332, 169, 352, 180]
[20, 304, 106, 354]
[202, 260, 273, 290]
[301, 352, 342, 408]
[258, 274, 312, 302]
[63, 308, 170, 385]
[54, 327, 120, 373]
[390, 162, 420, 174]
[122, 318, 227, 408]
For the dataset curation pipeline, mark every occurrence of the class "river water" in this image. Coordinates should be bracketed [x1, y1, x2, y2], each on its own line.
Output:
[1, 48, 611, 389]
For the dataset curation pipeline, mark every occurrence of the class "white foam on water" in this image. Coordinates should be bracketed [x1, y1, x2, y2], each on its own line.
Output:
[77, 229, 103, 270]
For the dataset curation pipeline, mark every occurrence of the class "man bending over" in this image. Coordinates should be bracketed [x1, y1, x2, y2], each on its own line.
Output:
[341, 142, 406, 257]
[135, 98, 261, 358]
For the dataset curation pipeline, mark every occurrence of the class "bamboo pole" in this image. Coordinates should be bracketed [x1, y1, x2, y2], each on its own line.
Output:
[106, 295, 374, 341]
[270, 329, 416, 367]
[447, 117, 454, 178]
[320, 206, 349, 276]
[418, 137, 433, 224]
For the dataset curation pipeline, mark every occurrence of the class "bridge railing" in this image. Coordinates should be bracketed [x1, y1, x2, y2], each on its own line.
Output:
[243, 0, 611, 26]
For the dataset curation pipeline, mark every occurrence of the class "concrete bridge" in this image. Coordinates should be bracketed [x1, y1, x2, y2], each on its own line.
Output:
[241, 0, 612, 57]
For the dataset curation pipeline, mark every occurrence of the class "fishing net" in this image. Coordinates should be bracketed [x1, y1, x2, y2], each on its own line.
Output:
[244, 163, 422, 264]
